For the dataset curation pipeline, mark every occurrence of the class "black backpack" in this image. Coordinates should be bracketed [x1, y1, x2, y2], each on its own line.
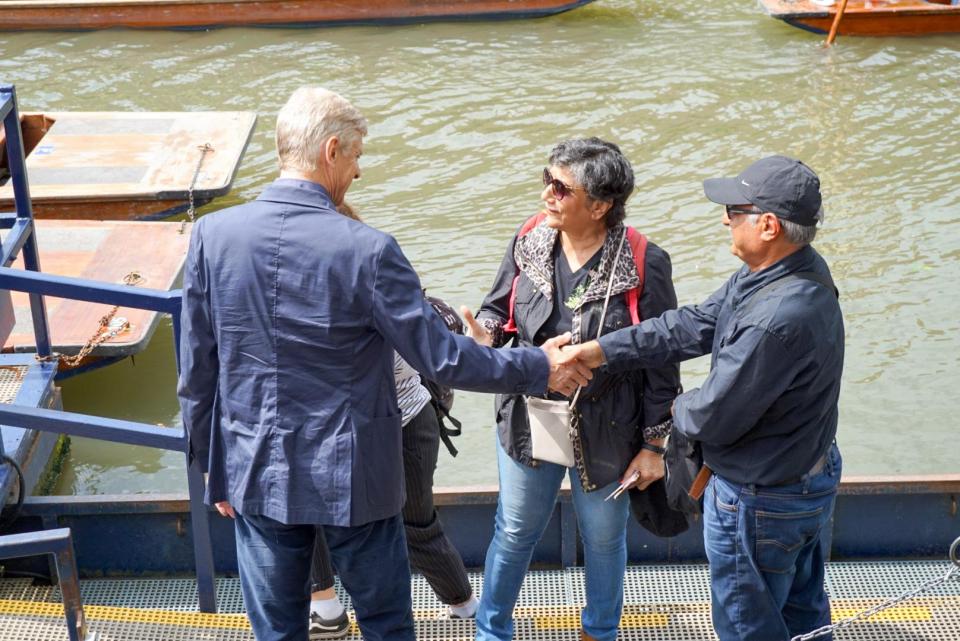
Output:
[423, 293, 465, 457]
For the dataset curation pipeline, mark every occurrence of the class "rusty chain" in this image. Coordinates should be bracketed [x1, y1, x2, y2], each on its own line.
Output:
[791, 535, 960, 641]
[179, 142, 214, 234]
[36, 271, 144, 368]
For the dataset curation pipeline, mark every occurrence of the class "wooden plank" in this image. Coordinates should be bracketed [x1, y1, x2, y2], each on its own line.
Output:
[0, 111, 254, 219]
[3, 220, 191, 356]
[142, 112, 257, 196]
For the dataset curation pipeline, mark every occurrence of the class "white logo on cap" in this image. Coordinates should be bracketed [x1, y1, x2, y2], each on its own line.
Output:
[741, 179, 750, 186]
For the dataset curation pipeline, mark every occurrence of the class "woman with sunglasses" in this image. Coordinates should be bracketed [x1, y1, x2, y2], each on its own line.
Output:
[462, 138, 681, 641]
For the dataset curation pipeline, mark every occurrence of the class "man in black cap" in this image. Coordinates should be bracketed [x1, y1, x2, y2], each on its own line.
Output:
[560, 155, 844, 641]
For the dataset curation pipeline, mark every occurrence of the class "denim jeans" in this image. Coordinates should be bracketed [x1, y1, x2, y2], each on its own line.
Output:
[475, 439, 630, 641]
[704, 443, 841, 641]
[235, 512, 414, 641]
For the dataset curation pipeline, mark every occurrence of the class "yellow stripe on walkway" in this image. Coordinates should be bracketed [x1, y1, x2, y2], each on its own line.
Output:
[521, 605, 668, 630]
[832, 605, 932, 623]
[0, 599, 251, 630]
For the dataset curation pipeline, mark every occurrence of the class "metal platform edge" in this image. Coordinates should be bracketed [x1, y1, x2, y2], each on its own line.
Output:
[1, 475, 957, 579]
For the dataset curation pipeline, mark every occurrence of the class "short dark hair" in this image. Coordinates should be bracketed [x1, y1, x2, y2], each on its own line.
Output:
[548, 137, 635, 228]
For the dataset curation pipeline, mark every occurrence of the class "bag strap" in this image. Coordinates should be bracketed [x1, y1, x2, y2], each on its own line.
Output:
[569, 228, 628, 408]
[504, 212, 549, 334]
[624, 227, 648, 325]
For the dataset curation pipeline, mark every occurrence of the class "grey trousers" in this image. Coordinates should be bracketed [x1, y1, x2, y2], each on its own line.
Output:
[311, 404, 473, 605]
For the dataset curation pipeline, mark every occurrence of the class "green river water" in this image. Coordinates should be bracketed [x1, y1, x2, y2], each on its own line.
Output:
[0, 0, 957, 494]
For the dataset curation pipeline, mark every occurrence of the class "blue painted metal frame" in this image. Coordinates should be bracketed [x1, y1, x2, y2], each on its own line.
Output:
[0, 527, 95, 641]
[0, 85, 50, 357]
[0, 85, 215, 612]
[1, 476, 956, 579]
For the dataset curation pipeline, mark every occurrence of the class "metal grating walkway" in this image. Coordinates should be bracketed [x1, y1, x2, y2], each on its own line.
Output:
[0, 561, 958, 640]
[0, 365, 27, 405]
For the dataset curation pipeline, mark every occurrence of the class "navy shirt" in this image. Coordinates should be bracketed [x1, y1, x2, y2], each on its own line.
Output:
[535, 243, 604, 344]
[178, 179, 549, 526]
[598, 245, 844, 486]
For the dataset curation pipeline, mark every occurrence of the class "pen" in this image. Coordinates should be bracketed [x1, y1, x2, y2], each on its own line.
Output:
[604, 470, 639, 501]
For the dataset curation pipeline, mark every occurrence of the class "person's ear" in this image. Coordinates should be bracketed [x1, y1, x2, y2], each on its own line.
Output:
[759, 212, 781, 240]
[591, 199, 612, 221]
[323, 136, 340, 164]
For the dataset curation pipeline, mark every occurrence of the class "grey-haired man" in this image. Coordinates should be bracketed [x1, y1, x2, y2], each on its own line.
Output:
[562, 156, 844, 641]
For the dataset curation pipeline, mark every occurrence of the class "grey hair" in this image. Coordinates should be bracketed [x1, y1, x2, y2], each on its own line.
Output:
[747, 208, 821, 246]
[548, 137, 634, 228]
[275, 87, 368, 172]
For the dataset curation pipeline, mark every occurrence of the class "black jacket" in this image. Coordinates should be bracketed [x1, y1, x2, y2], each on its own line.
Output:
[598, 245, 843, 486]
[477, 218, 681, 491]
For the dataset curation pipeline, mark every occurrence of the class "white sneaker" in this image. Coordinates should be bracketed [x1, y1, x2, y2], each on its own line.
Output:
[308, 610, 350, 640]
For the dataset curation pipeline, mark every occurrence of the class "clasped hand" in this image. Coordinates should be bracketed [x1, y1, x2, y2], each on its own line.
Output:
[461, 306, 602, 397]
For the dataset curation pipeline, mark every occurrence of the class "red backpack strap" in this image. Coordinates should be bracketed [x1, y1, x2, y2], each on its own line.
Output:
[624, 226, 648, 325]
[503, 212, 548, 333]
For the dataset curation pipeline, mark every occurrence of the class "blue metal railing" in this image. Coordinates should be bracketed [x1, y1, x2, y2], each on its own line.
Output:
[0, 84, 216, 612]
[0, 528, 96, 641]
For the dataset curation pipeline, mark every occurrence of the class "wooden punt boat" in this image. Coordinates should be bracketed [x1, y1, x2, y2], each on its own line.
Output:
[759, 0, 960, 36]
[0, 0, 597, 31]
[0, 112, 255, 220]
[2, 219, 191, 377]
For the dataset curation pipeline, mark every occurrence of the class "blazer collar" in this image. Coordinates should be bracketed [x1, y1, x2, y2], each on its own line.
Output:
[257, 178, 336, 211]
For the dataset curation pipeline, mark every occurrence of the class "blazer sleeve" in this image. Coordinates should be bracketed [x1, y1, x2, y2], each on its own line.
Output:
[638, 244, 681, 430]
[177, 222, 219, 474]
[371, 235, 549, 395]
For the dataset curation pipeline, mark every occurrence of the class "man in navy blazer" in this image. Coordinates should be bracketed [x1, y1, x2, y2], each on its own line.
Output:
[177, 87, 590, 641]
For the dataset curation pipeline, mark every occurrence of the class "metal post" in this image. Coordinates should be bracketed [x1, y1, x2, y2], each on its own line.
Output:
[171, 312, 182, 372]
[55, 540, 96, 641]
[0, 85, 52, 357]
[186, 455, 217, 612]
[0, 528, 96, 641]
[171, 284, 214, 610]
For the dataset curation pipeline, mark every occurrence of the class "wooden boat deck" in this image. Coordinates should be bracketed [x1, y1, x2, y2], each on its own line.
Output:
[1, 562, 958, 640]
[0, 0, 597, 31]
[760, 0, 960, 36]
[0, 111, 255, 220]
[2, 219, 190, 361]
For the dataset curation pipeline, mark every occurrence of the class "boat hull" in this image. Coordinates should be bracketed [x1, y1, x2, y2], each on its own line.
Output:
[0, 0, 597, 31]
[759, 0, 960, 36]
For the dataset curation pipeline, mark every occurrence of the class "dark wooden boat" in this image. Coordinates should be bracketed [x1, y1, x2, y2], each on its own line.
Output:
[759, 0, 960, 36]
[0, 112, 255, 220]
[0, 0, 597, 31]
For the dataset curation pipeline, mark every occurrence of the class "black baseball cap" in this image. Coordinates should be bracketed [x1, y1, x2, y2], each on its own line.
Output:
[703, 155, 823, 227]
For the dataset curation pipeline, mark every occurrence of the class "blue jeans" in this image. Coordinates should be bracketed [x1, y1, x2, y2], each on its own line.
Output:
[704, 443, 841, 641]
[235, 512, 414, 641]
[475, 439, 630, 641]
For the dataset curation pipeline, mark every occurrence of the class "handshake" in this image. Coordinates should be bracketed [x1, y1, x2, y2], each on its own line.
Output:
[462, 306, 605, 397]
[540, 333, 604, 396]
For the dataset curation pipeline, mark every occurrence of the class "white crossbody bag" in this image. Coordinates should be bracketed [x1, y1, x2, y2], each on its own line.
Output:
[527, 230, 626, 467]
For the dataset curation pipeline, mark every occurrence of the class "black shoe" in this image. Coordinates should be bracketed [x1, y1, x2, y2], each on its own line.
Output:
[308, 610, 350, 640]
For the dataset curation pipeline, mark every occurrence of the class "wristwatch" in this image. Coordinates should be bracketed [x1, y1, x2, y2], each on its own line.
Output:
[640, 441, 666, 456]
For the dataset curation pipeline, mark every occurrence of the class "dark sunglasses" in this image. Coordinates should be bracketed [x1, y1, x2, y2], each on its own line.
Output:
[725, 204, 763, 217]
[542, 168, 579, 201]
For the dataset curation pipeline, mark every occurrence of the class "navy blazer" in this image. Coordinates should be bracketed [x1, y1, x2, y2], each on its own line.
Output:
[178, 179, 549, 526]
